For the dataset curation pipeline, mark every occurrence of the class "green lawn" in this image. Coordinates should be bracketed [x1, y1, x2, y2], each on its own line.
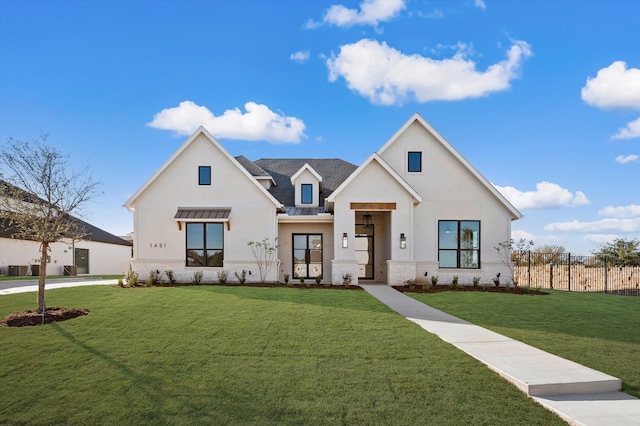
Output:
[0, 285, 562, 425]
[410, 290, 640, 398]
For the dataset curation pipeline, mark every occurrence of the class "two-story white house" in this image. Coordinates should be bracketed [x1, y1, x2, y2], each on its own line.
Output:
[125, 113, 521, 285]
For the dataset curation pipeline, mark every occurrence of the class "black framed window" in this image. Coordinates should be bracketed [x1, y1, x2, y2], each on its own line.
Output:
[292, 234, 322, 278]
[301, 184, 313, 204]
[186, 223, 223, 267]
[198, 166, 211, 185]
[438, 220, 480, 269]
[408, 151, 422, 172]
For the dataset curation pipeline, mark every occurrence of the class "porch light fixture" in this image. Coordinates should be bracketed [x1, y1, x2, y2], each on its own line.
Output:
[363, 212, 373, 228]
[400, 233, 407, 249]
[342, 233, 348, 248]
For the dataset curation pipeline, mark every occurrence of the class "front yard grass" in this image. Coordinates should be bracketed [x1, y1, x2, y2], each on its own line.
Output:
[410, 290, 640, 398]
[0, 285, 563, 425]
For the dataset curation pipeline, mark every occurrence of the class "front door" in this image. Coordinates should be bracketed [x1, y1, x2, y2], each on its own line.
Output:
[293, 234, 323, 279]
[355, 224, 374, 279]
[74, 248, 89, 274]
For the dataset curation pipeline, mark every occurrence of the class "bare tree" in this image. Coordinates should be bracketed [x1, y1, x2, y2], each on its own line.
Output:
[248, 238, 278, 283]
[0, 134, 101, 313]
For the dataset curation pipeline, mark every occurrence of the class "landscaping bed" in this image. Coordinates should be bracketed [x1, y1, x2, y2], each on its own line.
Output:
[393, 284, 549, 295]
[1, 307, 89, 327]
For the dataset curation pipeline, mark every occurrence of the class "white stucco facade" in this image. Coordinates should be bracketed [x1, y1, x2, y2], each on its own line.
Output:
[126, 114, 521, 286]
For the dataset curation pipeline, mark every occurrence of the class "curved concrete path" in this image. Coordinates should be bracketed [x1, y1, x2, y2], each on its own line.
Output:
[361, 284, 640, 426]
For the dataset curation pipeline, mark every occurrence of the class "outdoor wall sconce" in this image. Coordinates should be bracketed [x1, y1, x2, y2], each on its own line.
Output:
[400, 233, 407, 249]
[342, 233, 348, 248]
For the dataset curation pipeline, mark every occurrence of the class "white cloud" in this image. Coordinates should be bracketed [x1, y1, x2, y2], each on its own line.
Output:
[417, 9, 443, 19]
[581, 61, 640, 110]
[147, 101, 306, 144]
[493, 181, 590, 210]
[544, 217, 640, 233]
[326, 38, 532, 105]
[309, 0, 406, 29]
[612, 117, 640, 140]
[598, 204, 640, 218]
[615, 154, 639, 163]
[475, 0, 487, 10]
[290, 50, 310, 64]
[585, 234, 621, 246]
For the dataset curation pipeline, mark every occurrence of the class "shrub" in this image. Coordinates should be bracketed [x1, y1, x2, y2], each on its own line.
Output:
[493, 273, 500, 287]
[314, 274, 322, 285]
[146, 269, 161, 287]
[431, 274, 439, 286]
[164, 270, 176, 284]
[217, 270, 228, 284]
[283, 273, 290, 285]
[403, 278, 416, 287]
[192, 270, 203, 285]
[299, 276, 305, 285]
[117, 278, 124, 288]
[124, 271, 138, 287]
[342, 273, 352, 287]
[450, 275, 459, 288]
[235, 269, 247, 284]
[473, 276, 481, 287]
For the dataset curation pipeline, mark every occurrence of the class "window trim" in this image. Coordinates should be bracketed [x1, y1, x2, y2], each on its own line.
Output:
[407, 151, 422, 173]
[438, 220, 480, 269]
[301, 183, 313, 204]
[185, 222, 224, 267]
[198, 166, 211, 186]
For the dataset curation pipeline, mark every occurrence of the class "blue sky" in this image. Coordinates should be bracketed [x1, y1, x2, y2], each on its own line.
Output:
[1, 0, 638, 255]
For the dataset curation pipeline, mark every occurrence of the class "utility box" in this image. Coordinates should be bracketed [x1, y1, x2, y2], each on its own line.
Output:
[30, 265, 40, 276]
[8, 265, 29, 276]
[64, 265, 77, 276]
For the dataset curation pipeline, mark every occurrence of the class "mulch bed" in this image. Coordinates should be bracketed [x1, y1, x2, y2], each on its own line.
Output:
[1, 307, 89, 328]
[393, 284, 549, 295]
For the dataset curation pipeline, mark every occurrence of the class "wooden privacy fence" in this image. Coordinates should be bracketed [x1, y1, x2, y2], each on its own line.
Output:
[513, 252, 640, 296]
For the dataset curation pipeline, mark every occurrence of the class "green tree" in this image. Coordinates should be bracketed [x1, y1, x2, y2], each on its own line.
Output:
[592, 238, 640, 266]
[532, 244, 566, 265]
[0, 134, 101, 313]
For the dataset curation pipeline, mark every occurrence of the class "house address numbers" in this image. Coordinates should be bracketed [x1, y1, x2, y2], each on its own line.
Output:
[150, 243, 167, 248]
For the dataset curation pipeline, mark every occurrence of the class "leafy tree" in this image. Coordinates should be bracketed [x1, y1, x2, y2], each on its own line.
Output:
[0, 134, 101, 313]
[592, 238, 640, 266]
[532, 244, 566, 265]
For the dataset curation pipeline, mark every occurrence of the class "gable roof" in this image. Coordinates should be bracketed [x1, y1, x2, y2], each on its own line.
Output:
[326, 153, 423, 207]
[378, 113, 522, 220]
[124, 127, 284, 211]
[290, 163, 323, 186]
[250, 158, 357, 207]
[0, 179, 131, 246]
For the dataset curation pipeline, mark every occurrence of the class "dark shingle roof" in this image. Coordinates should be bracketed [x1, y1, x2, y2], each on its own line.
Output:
[251, 158, 358, 207]
[0, 179, 131, 246]
[234, 155, 271, 177]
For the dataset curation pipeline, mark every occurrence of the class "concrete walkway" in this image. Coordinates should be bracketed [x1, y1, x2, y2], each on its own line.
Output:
[0, 278, 118, 295]
[360, 284, 640, 426]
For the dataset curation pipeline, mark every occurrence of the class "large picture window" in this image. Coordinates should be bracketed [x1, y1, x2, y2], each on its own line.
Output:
[438, 220, 480, 269]
[186, 223, 223, 267]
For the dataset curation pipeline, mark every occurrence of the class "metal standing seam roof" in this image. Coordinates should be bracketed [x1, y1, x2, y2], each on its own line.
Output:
[174, 208, 231, 220]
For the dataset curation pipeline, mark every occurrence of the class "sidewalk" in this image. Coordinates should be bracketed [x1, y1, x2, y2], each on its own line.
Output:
[360, 284, 640, 426]
[0, 278, 118, 295]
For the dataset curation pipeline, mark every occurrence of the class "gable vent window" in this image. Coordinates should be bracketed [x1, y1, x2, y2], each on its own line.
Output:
[199, 166, 211, 185]
[408, 152, 422, 173]
[301, 184, 313, 204]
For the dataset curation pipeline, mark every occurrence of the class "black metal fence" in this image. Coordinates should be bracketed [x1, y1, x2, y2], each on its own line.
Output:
[513, 252, 640, 296]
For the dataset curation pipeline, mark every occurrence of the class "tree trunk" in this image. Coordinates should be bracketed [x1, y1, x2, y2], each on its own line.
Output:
[37, 243, 48, 314]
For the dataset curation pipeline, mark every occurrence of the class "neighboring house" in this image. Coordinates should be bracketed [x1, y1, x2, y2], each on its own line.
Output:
[0, 180, 132, 277]
[125, 113, 521, 285]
